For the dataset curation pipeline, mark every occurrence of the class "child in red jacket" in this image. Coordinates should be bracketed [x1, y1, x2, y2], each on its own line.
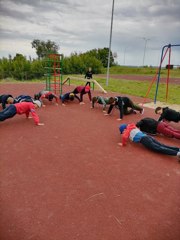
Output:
[72, 85, 91, 104]
[118, 123, 180, 161]
[0, 100, 44, 126]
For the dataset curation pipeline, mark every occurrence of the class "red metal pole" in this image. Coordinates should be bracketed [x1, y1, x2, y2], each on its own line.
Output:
[142, 46, 169, 106]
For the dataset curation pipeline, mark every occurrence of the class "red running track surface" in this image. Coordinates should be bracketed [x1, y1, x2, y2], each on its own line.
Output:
[0, 83, 180, 240]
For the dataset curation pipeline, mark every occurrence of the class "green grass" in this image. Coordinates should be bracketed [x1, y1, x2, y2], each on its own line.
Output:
[1, 66, 179, 104]
[102, 65, 180, 77]
[68, 66, 180, 104]
[0, 78, 45, 83]
[67, 74, 180, 104]
[99, 78, 180, 104]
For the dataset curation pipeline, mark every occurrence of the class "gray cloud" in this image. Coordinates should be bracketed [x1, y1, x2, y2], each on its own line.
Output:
[0, 0, 179, 66]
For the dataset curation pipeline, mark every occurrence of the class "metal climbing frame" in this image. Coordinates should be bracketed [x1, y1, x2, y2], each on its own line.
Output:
[142, 43, 180, 105]
[45, 53, 63, 94]
[154, 44, 180, 103]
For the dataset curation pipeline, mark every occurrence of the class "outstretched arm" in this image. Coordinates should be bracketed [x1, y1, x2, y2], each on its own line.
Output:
[53, 94, 59, 104]
[88, 91, 92, 101]
[117, 98, 124, 119]
[80, 92, 83, 102]
[74, 94, 81, 102]
[2, 96, 8, 109]
[2, 100, 6, 109]
[107, 104, 114, 114]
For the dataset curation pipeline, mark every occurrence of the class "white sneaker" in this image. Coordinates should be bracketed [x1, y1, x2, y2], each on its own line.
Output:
[140, 109, 144, 114]
[177, 152, 180, 162]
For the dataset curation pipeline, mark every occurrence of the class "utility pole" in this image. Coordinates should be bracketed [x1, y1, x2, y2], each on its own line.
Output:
[142, 37, 150, 66]
[106, 0, 115, 86]
[123, 47, 128, 65]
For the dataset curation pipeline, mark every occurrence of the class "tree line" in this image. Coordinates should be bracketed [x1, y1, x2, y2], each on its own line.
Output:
[0, 39, 116, 80]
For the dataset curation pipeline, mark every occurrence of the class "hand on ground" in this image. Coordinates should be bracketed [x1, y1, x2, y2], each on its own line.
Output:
[37, 123, 44, 126]
[117, 143, 123, 147]
[116, 118, 122, 121]
[80, 102, 85, 105]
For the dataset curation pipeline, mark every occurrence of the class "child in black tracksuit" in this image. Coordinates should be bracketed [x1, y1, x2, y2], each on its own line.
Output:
[106, 96, 144, 120]
[85, 67, 93, 87]
[155, 106, 180, 123]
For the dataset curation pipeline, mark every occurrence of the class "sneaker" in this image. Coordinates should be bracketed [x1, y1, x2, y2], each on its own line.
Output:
[140, 109, 144, 114]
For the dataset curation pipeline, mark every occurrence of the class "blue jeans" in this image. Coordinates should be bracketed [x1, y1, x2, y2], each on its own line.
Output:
[0, 105, 17, 121]
[140, 135, 179, 156]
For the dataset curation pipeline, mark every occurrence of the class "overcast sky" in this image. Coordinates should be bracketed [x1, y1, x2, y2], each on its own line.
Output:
[0, 0, 180, 66]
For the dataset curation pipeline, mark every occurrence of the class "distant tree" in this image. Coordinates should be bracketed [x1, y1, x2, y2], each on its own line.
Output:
[0, 57, 13, 79]
[31, 59, 45, 78]
[12, 54, 31, 80]
[80, 54, 103, 74]
[0, 46, 114, 80]
[62, 52, 103, 75]
[31, 39, 59, 59]
[0, 58, 7, 79]
[8, 54, 12, 62]
[83, 48, 115, 67]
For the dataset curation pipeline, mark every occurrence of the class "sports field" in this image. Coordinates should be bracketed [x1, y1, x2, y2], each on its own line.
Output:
[0, 83, 180, 240]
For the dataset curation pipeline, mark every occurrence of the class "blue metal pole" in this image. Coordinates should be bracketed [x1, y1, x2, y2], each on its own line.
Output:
[154, 44, 170, 103]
